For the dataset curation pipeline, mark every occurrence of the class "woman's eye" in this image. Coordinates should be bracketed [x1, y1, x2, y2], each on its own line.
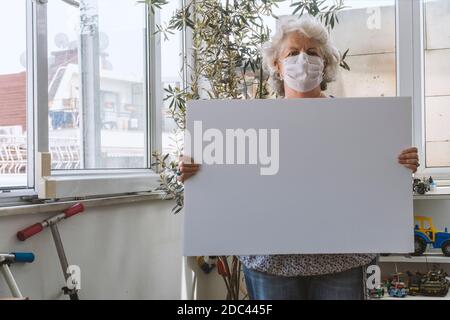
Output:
[288, 51, 299, 57]
[307, 50, 319, 56]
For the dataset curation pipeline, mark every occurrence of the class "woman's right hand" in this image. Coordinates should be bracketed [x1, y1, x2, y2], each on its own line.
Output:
[177, 156, 200, 182]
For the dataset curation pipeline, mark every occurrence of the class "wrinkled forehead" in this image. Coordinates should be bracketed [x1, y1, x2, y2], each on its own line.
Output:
[279, 31, 322, 54]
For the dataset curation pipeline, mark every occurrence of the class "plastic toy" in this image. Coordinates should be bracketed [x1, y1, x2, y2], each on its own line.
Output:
[0, 252, 35, 299]
[386, 273, 408, 298]
[420, 270, 449, 297]
[413, 216, 450, 256]
[388, 284, 407, 298]
[406, 271, 423, 296]
[407, 269, 449, 297]
[413, 177, 434, 195]
[197, 256, 217, 274]
[17, 203, 84, 300]
[368, 287, 385, 299]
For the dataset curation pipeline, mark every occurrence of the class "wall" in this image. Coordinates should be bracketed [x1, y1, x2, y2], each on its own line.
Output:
[0, 72, 27, 131]
[0, 199, 187, 300]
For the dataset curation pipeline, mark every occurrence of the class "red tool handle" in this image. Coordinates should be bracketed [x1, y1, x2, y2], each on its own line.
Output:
[17, 223, 44, 241]
[17, 203, 84, 241]
[64, 203, 85, 218]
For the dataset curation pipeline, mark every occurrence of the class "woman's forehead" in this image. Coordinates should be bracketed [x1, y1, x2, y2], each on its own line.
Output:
[281, 32, 320, 49]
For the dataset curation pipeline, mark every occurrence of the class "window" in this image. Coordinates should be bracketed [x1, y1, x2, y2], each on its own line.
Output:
[1, 0, 158, 200]
[160, 0, 185, 155]
[328, 0, 397, 97]
[423, 0, 450, 169]
[47, 0, 148, 170]
[0, 0, 30, 190]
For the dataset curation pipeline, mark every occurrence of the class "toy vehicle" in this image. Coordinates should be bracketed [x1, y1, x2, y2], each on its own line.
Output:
[413, 177, 434, 195]
[413, 216, 450, 256]
[368, 287, 385, 299]
[407, 269, 449, 297]
[406, 271, 423, 296]
[386, 273, 408, 298]
[420, 270, 449, 297]
[388, 285, 407, 298]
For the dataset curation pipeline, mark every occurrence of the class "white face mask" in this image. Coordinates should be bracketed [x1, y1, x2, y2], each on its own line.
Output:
[282, 52, 324, 93]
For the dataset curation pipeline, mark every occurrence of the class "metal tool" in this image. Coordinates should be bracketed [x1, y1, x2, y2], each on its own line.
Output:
[0, 252, 35, 299]
[17, 203, 84, 300]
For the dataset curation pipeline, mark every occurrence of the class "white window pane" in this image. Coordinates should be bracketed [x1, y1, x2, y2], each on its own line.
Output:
[332, 2, 396, 55]
[47, 0, 147, 170]
[328, 0, 396, 97]
[425, 0, 450, 50]
[425, 96, 450, 167]
[426, 96, 450, 143]
[328, 53, 396, 97]
[0, 0, 27, 188]
[161, 0, 183, 155]
[425, 49, 450, 97]
[424, 0, 450, 168]
[426, 142, 450, 167]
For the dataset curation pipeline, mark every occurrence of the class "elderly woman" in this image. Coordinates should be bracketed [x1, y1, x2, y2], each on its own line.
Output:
[178, 15, 419, 300]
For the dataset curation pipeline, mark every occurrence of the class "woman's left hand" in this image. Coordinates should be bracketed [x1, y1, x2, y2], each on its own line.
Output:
[398, 147, 420, 173]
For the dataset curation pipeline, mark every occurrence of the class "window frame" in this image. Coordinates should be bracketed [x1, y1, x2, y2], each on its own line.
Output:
[396, 0, 450, 181]
[2, 0, 450, 201]
[1, 0, 162, 200]
[38, 0, 161, 199]
[415, 0, 450, 179]
[0, 0, 36, 199]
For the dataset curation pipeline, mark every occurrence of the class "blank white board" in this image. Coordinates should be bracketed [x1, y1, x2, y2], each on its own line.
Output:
[183, 97, 414, 256]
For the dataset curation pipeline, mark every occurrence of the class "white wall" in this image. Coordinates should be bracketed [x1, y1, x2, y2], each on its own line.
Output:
[0, 199, 185, 300]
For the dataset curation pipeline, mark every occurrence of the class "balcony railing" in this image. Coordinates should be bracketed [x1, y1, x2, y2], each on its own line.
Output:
[0, 135, 27, 174]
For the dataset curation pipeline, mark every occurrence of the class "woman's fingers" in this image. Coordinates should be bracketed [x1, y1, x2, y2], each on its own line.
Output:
[178, 155, 200, 182]
[179, 155, 195, 164]
[398, 158, 419, 165]
[397, 147, 419, 173]
[179, 161, 200, 167]
[398, 152, 419, 160]
[180, 166, 199, 174]
[399, 147, 418, 155]
[398, 157, 419, 171]
[179, 162, 200, 171]
[177, 172, 195, 183]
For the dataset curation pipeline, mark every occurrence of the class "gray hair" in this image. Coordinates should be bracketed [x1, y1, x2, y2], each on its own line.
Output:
[262, 14, 341, 96]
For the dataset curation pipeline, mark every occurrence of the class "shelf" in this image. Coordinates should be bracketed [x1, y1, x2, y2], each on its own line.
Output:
[379, 253, 450, 264]
[414, 187, 450, 200]
[381, 290, 450, 300]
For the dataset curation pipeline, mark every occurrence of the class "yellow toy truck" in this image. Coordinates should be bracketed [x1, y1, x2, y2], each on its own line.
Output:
[414, 216, 450, 256]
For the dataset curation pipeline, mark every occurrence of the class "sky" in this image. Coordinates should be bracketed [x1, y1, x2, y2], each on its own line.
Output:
[1, 0, 147, 79]
[0, 0, 26, 74]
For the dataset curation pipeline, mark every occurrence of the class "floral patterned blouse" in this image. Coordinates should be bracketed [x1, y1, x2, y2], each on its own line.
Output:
[238, 253, 376, 277]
